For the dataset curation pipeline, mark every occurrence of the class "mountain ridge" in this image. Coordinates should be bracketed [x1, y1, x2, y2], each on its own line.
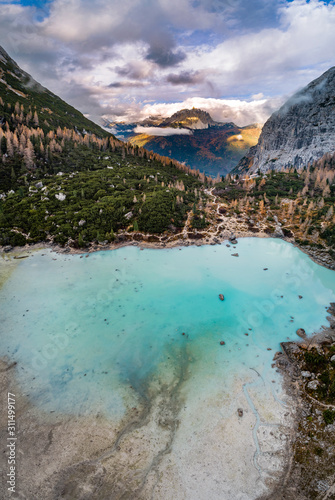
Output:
[234, 66, 335, 174]
[107, 109, 262, 176]
[0, 44, 111, 138]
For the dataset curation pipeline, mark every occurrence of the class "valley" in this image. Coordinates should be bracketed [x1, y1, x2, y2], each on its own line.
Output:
[1, 42, 335, 500]
[108, 111, 262, 177]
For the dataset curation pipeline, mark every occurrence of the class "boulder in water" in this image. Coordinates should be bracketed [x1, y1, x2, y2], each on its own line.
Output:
[296, 328, 307, 339]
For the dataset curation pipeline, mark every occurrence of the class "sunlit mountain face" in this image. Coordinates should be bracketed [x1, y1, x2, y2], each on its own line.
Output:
[106, 108, 262, 176]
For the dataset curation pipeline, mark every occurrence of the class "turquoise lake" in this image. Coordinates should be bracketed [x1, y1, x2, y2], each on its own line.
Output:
[1, 237, 334, 419]
[1, 237, 335, 498]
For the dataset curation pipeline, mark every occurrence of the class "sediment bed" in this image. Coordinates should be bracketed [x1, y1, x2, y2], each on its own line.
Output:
[0, 241, 334, 499]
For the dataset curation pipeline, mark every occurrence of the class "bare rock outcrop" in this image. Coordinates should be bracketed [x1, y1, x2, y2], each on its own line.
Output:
[234, 66, 335, 174]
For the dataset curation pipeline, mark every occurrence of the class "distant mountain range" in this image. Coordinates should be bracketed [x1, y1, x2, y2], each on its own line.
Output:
[234, 66, 335, 174]
[0, 45, 334, 274]
[106, 109, 262, 177]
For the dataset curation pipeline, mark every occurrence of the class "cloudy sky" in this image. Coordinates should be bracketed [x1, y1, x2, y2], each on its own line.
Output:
[1, 0, 335, 126]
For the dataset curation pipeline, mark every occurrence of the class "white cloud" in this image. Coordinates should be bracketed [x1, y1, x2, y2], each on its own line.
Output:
[40, 0, 220, 45]
[182, 0, 335, 96]
[252, 92, 264, 100]
[41, 0, 134, 43]
[132, 96, 283, 127]
[0, 0, 335, 129]
[134, 126, 193, 136]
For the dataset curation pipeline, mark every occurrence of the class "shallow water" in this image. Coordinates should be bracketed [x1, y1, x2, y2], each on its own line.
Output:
[1, 238, 335, 498]
[1, 238, 334, 416]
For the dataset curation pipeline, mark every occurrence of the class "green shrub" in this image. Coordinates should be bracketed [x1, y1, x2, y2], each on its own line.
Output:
[304, 350, 326, 371]
[53, 234, 68, 246]
[8, 232, 26, 246]
[323, 409, 335, 425]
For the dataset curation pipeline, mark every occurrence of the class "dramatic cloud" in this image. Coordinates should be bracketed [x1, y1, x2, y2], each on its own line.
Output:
[115, 61, 153, 80]
[166, 71, 204, 85]
[145, 47, 186, 68]
[134, 96, 284, 127]
[134, 126, 193, 136]
[0, 0, 334, 127]
[181, 1, 335, 98]
[108, 81, 145, 88]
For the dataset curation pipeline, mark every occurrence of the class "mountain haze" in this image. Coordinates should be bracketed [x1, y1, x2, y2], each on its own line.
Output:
[0, 46, 110, 138]
[234, 67, 335, 174]
[109, 108, 262, 177]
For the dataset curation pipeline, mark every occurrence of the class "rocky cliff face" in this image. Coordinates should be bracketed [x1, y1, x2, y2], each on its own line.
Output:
[234, 67, 335, 174]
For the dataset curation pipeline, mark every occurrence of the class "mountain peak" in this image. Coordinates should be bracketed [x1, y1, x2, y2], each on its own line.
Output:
[161, 108, 216, 129]
[234, 66, 335, 174]
[277, 66, 335, 118]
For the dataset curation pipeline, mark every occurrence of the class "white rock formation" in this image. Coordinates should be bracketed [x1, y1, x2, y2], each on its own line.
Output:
[235, 67, 335, 174]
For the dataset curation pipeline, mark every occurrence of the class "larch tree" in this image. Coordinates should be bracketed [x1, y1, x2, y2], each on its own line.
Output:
[23, 139, 35, 168]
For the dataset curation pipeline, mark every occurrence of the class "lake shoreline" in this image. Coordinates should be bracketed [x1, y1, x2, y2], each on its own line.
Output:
[0, 237, 334, 499]
[0, 354, 295, 500]
[259, 303, 335, 500]
[1, 230, 334, 272]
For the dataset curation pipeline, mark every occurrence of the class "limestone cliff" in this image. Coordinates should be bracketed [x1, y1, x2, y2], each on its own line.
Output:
[234, 67, 335, 174]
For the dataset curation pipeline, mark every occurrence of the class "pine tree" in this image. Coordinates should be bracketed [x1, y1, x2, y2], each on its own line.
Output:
[1, 136, 7, 154]
[78, 233, 84, 248]
[259, 199, 265, 216]
[322, 185, 331, 198]
[325, 206, 333, 221]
